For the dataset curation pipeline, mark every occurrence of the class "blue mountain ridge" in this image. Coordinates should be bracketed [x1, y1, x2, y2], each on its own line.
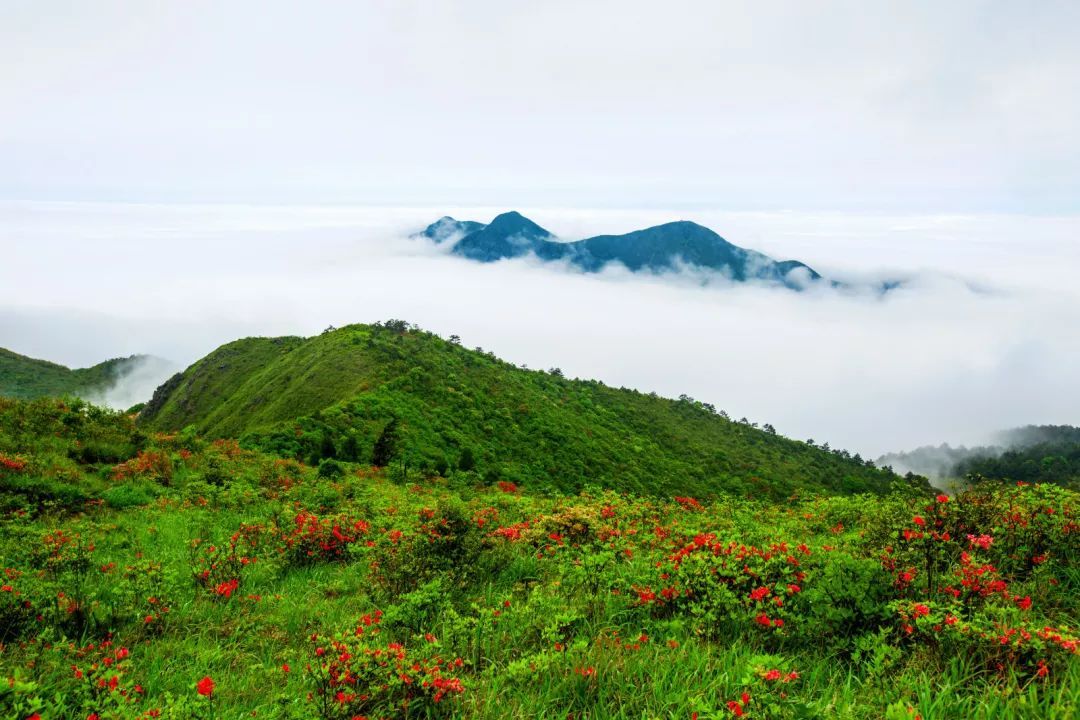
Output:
[417, 211, 824, 289]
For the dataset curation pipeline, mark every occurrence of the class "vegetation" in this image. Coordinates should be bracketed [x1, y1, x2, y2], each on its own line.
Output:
[0, 349, 150, 401]
[140, 323, 900, 499]
[959, 427, 1080, 488]
[0, 396, 1077, 719]
[880, 426, 1080, 488]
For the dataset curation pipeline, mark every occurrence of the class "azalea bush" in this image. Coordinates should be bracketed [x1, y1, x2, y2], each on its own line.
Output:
[0, 399, 1077, 719]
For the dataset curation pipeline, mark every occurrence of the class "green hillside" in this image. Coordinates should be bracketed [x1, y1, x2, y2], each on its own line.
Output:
[0, 347, 149, 400]
[1, 396, 1075, 719]
[140, 322, 903, 499]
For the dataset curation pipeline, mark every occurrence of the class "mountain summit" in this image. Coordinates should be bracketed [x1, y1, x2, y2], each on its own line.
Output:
[416, 212, 824, 289]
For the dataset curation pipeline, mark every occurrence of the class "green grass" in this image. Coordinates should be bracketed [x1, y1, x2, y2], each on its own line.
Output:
[140, 322, 903, 499]
[0, 397, 1077, 719]
[0, 347, 150, 401]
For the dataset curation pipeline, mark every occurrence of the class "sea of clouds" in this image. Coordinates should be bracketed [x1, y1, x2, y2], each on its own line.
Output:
[2, 201, 1078, 458]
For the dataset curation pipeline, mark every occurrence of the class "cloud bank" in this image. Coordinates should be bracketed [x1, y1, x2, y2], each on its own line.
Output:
[2, 201, 1078, 457]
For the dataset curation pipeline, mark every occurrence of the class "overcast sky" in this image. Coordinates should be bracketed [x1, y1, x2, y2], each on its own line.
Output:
[3, 3, 1080, 458]
[3, 0, 1079, 210]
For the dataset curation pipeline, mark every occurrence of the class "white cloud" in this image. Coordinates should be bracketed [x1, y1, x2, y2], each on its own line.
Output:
[2, 201, 1078, 458]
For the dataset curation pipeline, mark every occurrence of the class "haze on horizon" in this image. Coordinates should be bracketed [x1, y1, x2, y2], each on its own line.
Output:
[2, 2, 1080, 460]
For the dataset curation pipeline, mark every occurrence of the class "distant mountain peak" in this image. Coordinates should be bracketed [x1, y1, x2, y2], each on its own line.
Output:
[420, 211, 825, 290]
[480, 210, 552, 236]
[416, 216, 486, 244]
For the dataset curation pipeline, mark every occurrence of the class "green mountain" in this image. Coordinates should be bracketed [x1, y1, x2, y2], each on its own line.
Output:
[0, 347, 154, 401]
[140, 322, 901, 498]
[418, 211, 825, 290]
[878, 425, 1080, 487]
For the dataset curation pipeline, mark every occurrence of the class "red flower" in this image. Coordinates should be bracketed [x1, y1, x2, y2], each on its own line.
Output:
[912, 516, 926, 526]
[1016, 596, 1032, 611]
[748, 586, 770, 602]
[215, 578, 239, 598]
[196, 676, 214, 696]
[726, 700, 744, 716]
[912, 603, 931, 618]
[936, 494, 949, 503]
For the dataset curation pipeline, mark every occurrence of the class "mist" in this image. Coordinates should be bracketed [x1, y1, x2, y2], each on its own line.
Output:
[80, 355, 179, 411]
[2, 201, 1079, 458]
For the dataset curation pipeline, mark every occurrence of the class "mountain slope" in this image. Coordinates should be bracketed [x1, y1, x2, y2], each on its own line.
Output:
[451, 211, 557, 261]
[418, 212, 824, 289]
[0, 347, 153, 401]
[141, 322, 902, 498]
[879, 425, 1080, 487]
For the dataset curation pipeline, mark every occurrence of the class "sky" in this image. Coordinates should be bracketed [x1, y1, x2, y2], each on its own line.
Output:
[2, 3, 1079, 459]
[2, 1, 1079, 210]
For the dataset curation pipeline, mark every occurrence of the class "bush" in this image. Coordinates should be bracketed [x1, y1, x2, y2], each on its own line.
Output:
[101, 482, 156, 509]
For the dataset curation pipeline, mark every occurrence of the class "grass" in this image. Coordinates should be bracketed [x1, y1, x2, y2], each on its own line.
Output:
[140, 322, 902, 499]
[0, 392, 1076, 719]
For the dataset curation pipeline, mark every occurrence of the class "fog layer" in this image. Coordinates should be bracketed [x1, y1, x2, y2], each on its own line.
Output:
[3, 202, 1078, 457]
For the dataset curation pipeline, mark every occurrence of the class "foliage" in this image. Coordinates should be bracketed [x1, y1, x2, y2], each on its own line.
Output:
[0, 396, 1076, 718]
[139, 324, 905, 500]
[0, 348, 151, 401]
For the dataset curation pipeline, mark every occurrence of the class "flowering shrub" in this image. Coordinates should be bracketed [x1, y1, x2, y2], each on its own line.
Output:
[111, 450, 173, 485]
[189, 524, 262, 600]
[0, 453, 28, 473]
[276, 509, 370, 566]
[304, 614, 466, 719]
[1, 397, 1078, 720]
[0, 569, 39, 642]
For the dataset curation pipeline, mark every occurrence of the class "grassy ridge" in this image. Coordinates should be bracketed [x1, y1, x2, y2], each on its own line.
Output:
[0, 348, 147, 401]
[141, 323, 901, 499]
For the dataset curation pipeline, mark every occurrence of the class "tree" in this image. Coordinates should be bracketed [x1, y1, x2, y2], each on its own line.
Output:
[458, 447, 476, 472]
[341, 434, 361, 463]
[372, 418, 400, 467]
[448, 334, 461, 345]
[319, 432, 336, 460]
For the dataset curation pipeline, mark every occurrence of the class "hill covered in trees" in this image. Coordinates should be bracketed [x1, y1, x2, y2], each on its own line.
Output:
[0, 347, 155, 401]
[140, 322, 899, 499]
[879, 425, 1080, 488]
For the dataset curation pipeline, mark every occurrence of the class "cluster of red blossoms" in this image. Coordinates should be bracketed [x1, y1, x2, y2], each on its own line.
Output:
[761, 668, 800, 683]
[726, 691, 751, 716]
[0, 454, 28, 472]
[111, 450, 172, 482]
[305, 611, 467, 715]
[279, 510, 371, 564]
